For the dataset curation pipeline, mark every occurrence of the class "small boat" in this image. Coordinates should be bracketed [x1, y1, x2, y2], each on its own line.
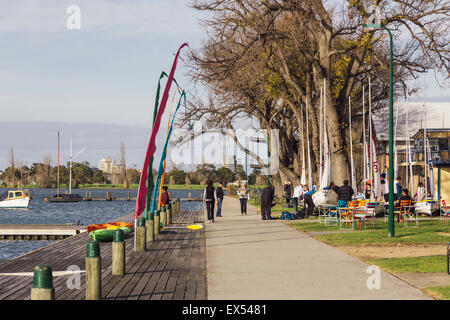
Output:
[414, 200, 440, 216]
[0, 190, 31, 208]
[86, 222, 134, 233]
[46, 194, 83, 203]
[89, 226, 131, 242]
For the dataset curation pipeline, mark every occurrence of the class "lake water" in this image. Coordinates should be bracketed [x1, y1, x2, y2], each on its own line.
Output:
[0, 188, 204, 260]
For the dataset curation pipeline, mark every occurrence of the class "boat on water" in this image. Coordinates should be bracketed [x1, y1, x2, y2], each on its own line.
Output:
[46, 132, 83, 203]
[0, 190, 31, 208]
[46, 193, 83, 203]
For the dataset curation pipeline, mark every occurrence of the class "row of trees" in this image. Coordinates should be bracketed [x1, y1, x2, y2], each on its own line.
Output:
[0, 161, 141, 188]
[167, 164, 262, 185]
[181, 0, 449, 194]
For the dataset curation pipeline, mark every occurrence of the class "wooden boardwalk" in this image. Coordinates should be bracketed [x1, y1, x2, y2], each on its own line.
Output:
[0, 208, 206, 300]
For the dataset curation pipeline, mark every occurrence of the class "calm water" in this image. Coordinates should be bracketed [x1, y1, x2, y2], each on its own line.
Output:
[0, 188, 204, 260]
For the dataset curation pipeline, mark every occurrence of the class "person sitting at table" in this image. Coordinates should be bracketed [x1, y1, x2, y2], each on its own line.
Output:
[396, 188, 411, 205]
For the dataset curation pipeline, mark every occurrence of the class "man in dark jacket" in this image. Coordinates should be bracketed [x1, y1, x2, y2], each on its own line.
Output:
[261, 185, 275, 220]
[216, 183, 224, 217]
[337, 180, 354, 203]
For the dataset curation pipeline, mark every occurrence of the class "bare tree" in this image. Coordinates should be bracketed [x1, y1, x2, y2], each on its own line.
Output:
[120, 141, 128, 188]
[187, 0, 449, 192]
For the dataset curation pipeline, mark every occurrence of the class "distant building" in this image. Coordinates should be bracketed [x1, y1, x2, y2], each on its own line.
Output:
[374, 102, 450, 201]
[98, 158, 124, 184]
[222, 155, 236, 172]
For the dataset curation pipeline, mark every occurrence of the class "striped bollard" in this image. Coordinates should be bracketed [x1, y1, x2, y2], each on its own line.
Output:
[136, 216, 146, 252]
[86, 240, 101, 300]
[112, 229, 125, 276]
[154, 210, 160, 236]
[146, 212, 154, 243]
[31, 265, 55, 300]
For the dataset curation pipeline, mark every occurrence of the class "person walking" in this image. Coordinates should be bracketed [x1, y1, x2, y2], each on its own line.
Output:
[237, 184, 248, 215]
[203, 180, 217, 222]
[261, 184, 275, 220]
[303, 185, 316, 218]
[216, 183, 224, 217]
[337, 180, 354, 207]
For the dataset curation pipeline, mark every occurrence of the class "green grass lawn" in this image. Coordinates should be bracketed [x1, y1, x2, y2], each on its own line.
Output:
[424, 286, 450, 300]
[288, 219, 450, 245]
[368, 255, 448, 273]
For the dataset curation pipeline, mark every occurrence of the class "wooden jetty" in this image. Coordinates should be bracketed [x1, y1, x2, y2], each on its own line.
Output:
[0, 225, 86, 241]
[0, 206, 206, 300]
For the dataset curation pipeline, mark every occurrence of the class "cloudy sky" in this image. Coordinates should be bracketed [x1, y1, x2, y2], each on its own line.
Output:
[0, 1, 448, 171]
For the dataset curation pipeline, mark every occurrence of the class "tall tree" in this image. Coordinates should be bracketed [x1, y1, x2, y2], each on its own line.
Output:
[188, 0, 449, 193]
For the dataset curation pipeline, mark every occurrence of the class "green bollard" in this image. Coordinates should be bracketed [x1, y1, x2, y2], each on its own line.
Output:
[154, 210, 160, 236]
[161, 206, 167, 228]
[86, 240, 101, 300]
[136, 216, 146, 252]
[146, 212, 154, 243]
[112, 229, 125, 276]
[31, 265, 55, 300]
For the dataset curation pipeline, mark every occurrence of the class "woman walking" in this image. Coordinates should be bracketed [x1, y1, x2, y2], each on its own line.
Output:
[203, 180, 217, 222]
[237, 184, 248, 215]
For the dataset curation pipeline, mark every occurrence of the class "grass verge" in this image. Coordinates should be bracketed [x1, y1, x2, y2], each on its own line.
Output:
[368, 255, 447, 273]
[423, 286, 450, 300]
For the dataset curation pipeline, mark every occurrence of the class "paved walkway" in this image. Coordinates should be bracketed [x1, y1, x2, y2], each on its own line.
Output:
[205, 196, 431, 300]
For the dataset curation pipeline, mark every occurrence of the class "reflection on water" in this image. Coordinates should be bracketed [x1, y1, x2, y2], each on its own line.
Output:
[0, 188, 204, 260]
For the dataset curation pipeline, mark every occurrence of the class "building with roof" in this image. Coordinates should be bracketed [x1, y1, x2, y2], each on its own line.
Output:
[373, 102, 450, 202]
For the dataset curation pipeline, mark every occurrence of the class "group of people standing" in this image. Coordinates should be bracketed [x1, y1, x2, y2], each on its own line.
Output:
[203, 180, 225, 223]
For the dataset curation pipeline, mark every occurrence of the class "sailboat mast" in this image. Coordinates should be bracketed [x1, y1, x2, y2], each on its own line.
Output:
[362, 85, 366, 183]
[319, 86, 323, 183]
[424, 76, 428, 198]
[57, 131, 60, 197]
[306, 98, 312, 189]
[349, 97, 356, 194]
[69, 139, 72, 194]
[369, 78, 373, 193]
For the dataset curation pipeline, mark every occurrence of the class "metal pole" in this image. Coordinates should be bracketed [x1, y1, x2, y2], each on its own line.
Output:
[383, 25, 395, 237]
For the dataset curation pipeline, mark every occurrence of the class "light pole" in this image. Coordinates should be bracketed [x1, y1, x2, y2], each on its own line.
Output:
[250, 135, 270, 188]
[363, 22, 395, 237]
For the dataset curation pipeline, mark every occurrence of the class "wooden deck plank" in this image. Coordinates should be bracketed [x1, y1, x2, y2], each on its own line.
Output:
[0, 210, 206, 300]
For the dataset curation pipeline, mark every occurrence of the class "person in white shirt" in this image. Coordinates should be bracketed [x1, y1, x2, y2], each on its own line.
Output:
[237, 184, 248, 215]
[415, 182, 425, 201]
[292, 184, 304, 217]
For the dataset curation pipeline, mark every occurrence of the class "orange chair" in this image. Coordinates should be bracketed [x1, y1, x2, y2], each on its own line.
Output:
[394, 200, 411, 222]
[339, 201, 358, 230]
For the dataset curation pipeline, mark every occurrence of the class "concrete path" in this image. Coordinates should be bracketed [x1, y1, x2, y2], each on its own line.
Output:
[205, 196, 431, 300]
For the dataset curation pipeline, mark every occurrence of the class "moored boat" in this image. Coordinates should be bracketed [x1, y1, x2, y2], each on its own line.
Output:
[0, 190, 31, 208]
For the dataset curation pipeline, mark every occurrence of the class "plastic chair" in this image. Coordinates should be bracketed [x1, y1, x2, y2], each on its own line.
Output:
[399, 200, 418, 227]
[328, 201, 348, 225]
[339, 201, 358, 230]
[354, 202, 376, 230]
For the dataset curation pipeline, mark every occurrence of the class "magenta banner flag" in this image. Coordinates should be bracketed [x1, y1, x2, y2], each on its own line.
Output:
[134, 43, 189, 219]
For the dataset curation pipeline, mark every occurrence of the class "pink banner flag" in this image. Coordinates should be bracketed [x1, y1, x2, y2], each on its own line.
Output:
[134, 43, 189, 218]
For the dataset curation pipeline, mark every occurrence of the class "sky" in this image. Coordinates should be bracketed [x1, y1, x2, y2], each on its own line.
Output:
[0, 1, 448, 172]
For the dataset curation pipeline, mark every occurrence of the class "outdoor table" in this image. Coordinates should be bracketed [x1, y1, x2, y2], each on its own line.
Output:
[317, 204, 337, 224]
